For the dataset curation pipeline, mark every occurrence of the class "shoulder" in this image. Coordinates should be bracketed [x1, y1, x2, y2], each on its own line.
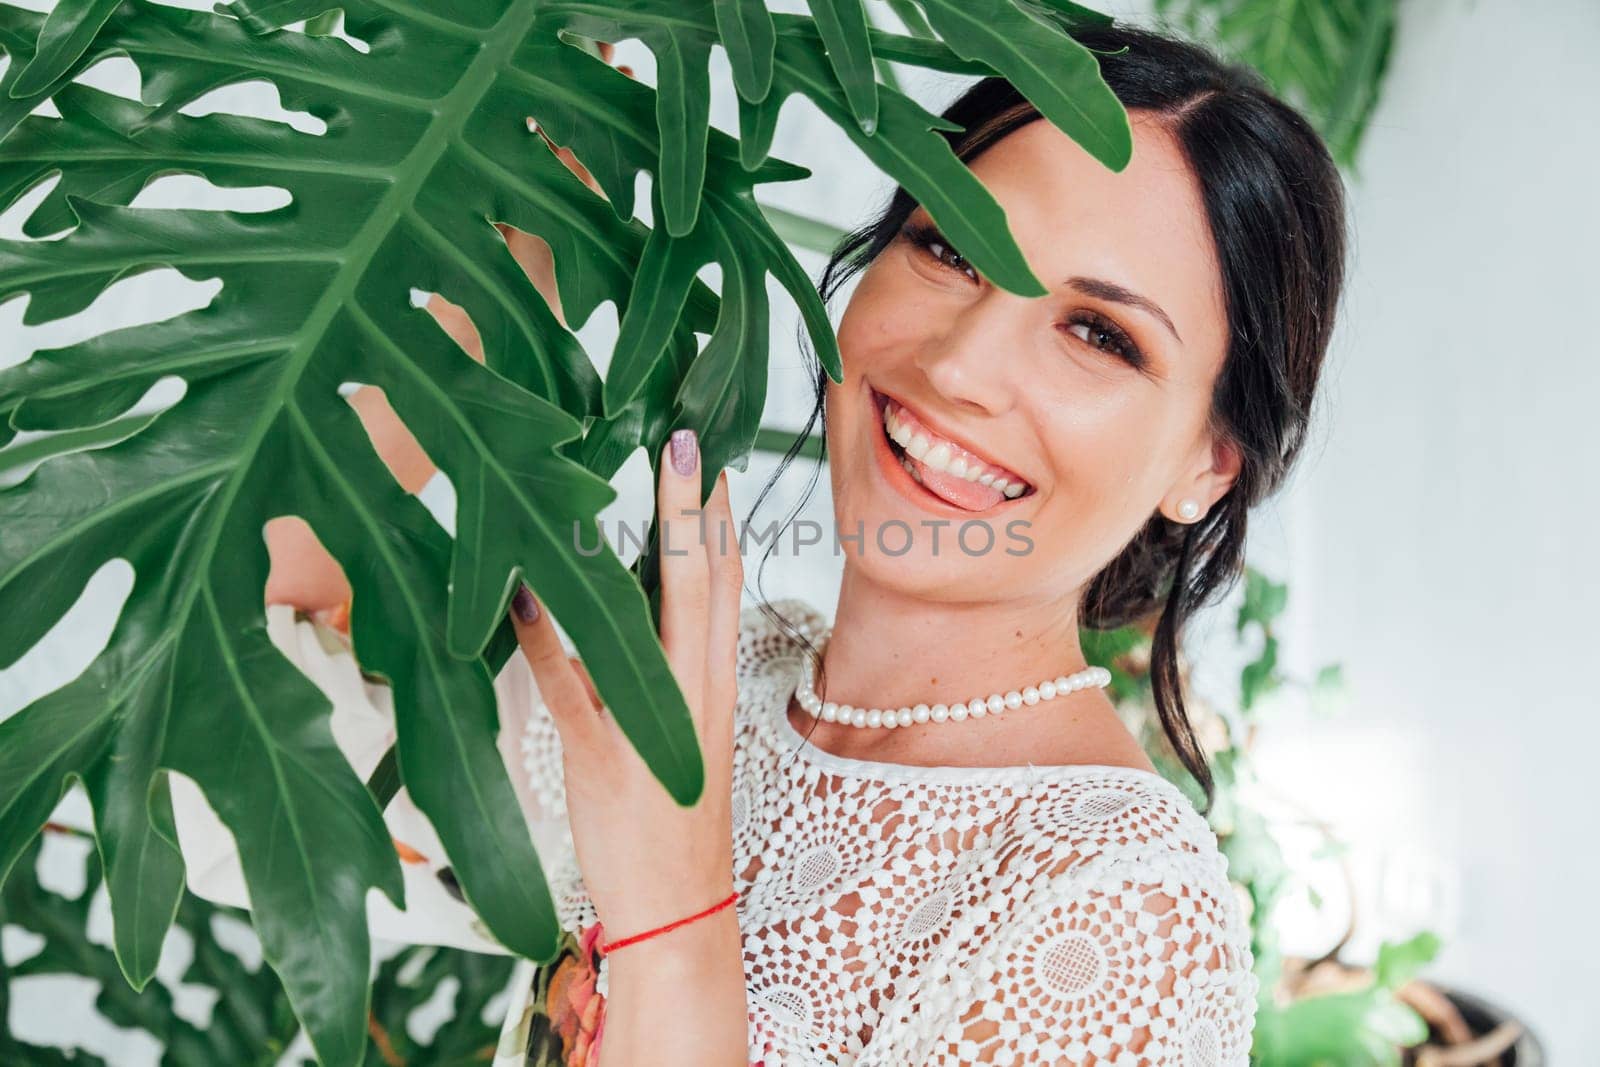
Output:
[988, 772, 1259, 1049]
[997, 770, 1249, 942]
[1003, 768, 1227, 871]
[873, 773, 1258, 1062]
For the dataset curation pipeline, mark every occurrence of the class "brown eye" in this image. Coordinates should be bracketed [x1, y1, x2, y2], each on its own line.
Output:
[928, 239, 970, 275]
[902, 222, 977, 282]
[1062, 312, 1147, 369]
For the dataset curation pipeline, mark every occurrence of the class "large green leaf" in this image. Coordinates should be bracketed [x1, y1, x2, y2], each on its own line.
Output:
[714, 0, 776, 102]
[917, 0, 1131, 170]
[808, 0, 879, 133]
[0, 1, 1129, 1062]
[1, 827, 515, 1065]
[6, 0, 121, 98]
[0, 4, 708, 1062]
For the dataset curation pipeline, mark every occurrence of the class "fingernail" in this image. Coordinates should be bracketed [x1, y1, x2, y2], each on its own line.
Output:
[669, 428, 698, 477]
[512, 583, 540, 623]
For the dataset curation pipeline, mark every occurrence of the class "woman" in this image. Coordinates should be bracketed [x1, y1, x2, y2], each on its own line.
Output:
[215, 18, 1345, 1067]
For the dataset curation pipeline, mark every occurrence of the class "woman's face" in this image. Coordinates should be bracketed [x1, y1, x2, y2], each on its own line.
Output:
[825, 110, 1241, 609]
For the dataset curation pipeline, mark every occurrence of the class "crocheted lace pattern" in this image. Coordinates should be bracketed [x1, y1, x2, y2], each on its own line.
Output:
[511, 597, 1259, 1065]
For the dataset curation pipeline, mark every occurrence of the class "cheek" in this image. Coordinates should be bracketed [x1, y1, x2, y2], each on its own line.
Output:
[836, 266, 939, 369]
[1038, 398, 1174, 505]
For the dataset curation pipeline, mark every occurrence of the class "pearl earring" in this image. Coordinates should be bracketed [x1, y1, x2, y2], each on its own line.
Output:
[1177, 499, 1201, 521]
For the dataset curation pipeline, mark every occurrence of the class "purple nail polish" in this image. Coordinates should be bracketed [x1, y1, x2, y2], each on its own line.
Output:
[512, 583, 540, 623]
[670, 428, 698, 477]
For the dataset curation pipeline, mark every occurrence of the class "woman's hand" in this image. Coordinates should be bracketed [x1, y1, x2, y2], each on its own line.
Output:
[507, 428, 745, 943]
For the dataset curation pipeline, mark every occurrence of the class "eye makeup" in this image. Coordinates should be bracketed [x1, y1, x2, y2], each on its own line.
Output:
[900, 220, 975, 280]
[898, 221, 1151, 371]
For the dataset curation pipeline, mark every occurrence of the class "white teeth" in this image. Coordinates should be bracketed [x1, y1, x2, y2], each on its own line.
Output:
[881, 398, 1031, 497]
[902, 452, 1024, 501]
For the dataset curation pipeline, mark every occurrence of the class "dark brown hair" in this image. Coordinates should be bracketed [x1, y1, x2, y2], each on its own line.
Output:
[748, 21, 1348, 813]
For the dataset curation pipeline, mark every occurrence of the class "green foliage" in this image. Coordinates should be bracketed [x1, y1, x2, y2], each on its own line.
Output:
[1153, 0, 1399, 170]
[0, 828, 515, 1065]
[0, 1, 1132, 1062]
[1238, 567, 1287, 711]
[1252, 932, 1441, 1066]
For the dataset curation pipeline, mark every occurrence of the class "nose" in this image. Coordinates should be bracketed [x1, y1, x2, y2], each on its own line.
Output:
[911, 289, 1023, 417]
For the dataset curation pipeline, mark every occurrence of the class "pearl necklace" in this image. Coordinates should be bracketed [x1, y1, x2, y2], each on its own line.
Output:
[792, 627, 1112, 730]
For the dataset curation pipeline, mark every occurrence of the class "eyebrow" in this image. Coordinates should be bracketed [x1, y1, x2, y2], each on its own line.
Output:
[1063, 276, 1183, 344]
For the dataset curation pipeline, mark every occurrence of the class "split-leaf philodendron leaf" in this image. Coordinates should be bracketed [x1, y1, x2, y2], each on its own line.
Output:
[0, 1, 1127, 1062]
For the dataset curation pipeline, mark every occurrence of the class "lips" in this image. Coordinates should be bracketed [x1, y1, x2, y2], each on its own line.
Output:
[870, 387, 1035, 513]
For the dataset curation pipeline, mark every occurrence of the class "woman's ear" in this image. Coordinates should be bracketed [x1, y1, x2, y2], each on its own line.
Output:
[1166, 434, 1243, 520]
[1208, 435, 1244, 499]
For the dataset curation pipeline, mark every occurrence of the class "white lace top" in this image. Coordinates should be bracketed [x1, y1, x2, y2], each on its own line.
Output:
[174, 596, 1259, 1066]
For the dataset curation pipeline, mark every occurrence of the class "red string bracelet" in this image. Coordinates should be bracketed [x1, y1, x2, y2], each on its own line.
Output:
[598, 890, 740, 955]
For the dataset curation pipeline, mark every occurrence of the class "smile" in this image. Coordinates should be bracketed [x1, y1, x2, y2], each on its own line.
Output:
[870, 387, 1036, 513]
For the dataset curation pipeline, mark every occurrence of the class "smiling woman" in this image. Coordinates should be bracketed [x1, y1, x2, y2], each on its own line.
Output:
[706, 19, 1346, 1063]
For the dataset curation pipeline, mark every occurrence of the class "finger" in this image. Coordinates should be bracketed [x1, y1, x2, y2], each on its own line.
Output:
[508, 584, 605, 749]
[703, 471, 743, 717]
[597, 40, 615, 64]
[658, 429, 709, 727]
[568, 655, 601, 708]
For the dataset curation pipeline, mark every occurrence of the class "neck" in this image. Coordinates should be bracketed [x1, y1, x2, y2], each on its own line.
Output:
[804, 569, 1100, 763]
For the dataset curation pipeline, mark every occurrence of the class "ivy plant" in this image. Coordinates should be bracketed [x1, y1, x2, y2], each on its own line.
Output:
[0, 0, 1135, 1062]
